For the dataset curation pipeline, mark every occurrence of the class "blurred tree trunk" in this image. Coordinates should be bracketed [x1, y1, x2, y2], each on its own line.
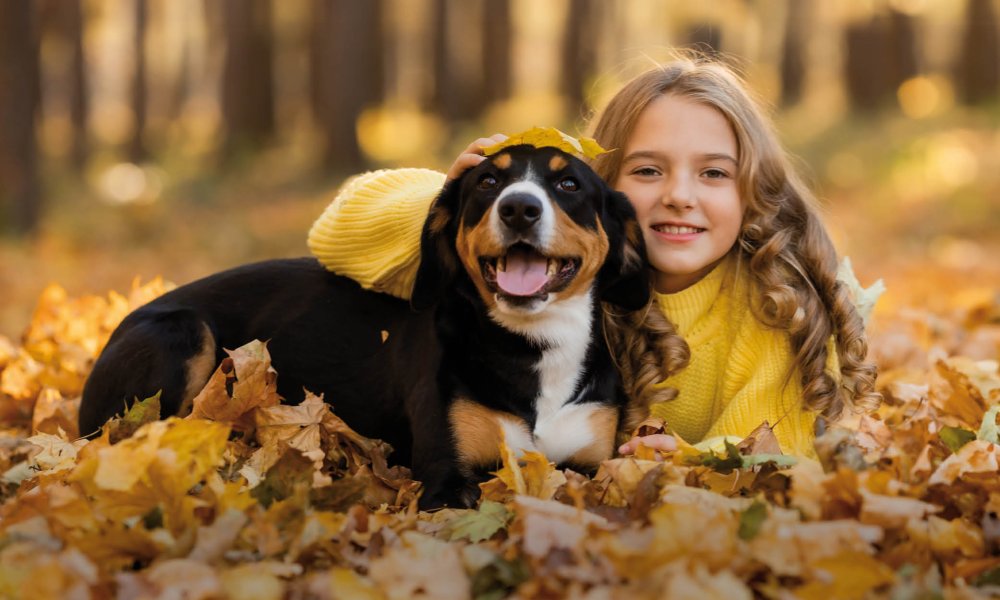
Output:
[888, 10, 919, 86]
[779, 0, 808, 106]
[0, 0, 42, 235]
[482, 0, 511, 104]
[955, 0, 1000, 104]
[844, 16, 890, 110]
[68, 0, 88, 170]
[431, 0, 482, 121]
[310, 0, 384, 170]
[221, 0, 276, 158]
[844, 11, 920, 111]
[129, 0, 148, 162]
[560, 0, 599, 112]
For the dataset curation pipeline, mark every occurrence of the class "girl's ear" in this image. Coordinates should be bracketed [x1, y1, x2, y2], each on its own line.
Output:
[597, 188, 650, 311]
[411, 178, 463, 311]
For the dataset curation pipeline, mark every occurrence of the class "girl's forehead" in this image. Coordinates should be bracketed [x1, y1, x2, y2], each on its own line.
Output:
[626, 94, 737, 155]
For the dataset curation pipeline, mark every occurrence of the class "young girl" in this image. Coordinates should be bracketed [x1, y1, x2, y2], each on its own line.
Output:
[308, 55, 881, 457]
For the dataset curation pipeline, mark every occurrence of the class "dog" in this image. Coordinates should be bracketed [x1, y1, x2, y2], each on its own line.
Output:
[78, 144, 649, 508]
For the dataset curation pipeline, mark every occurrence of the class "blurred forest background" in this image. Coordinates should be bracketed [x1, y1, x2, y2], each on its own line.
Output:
[0, 0, 998, 337]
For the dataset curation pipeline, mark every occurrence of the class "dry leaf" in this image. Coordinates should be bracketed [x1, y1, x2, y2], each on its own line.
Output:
[482, 126, 610, 160]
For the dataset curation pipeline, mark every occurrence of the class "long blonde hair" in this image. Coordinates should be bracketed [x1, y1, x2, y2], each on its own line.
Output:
[592, 55, 880, 425]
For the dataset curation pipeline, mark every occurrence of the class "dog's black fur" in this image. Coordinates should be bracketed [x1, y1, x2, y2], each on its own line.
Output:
[79, 145, 648, 508]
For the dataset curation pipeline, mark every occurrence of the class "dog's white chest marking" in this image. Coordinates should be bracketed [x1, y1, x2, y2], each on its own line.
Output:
[492, 291, 608, 464]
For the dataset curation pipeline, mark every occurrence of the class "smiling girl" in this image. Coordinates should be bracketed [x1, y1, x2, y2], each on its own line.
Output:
[309, 55, 881, 457]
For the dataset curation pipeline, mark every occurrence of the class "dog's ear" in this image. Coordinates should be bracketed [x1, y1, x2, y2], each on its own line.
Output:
[411, 177, 463, 311]
[597, 188, 650, 311]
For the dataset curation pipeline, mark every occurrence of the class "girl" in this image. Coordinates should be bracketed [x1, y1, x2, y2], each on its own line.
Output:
[308, 55, 881, 457]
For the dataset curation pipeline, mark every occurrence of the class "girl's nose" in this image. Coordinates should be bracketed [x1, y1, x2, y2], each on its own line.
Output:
[662, 173, 695, 210]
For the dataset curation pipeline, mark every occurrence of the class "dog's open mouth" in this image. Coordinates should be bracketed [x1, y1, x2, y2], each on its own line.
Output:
[480, 243, 580, 301]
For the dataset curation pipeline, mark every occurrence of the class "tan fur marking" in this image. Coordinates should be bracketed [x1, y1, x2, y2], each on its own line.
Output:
[493, 152, 512, 169]
[428, 205, 451, 236]
[567, 405, 619, 467]
[178, 322, 217, 416]
[547, 209, 609, 299]
[455, 211, 506, 309]
[548, 155, 569, 172]
[449, 398, 529, 471]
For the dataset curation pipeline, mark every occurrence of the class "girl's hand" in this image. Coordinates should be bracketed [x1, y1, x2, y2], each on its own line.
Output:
[446, 134, 508, 182]
[618, 434, 678, 457]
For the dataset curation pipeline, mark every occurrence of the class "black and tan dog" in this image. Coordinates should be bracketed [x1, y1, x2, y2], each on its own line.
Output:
[79, 144, 648, 508]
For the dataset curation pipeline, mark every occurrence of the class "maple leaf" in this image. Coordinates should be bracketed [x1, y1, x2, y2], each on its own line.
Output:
[837, 256, 886, 325]
[189, 339, 281, 431]
[25, 430, 86, 474]
[940, 425, 976, 453]
[105, 391, 161, 443]
[978, 404, 1000, 443]
[928, 439, 1000, 486]
[482, 126, 610, 160]
[445, 500, 512, 543]
[794, 550, 896, 599]
[738, 500, 768, 540]
[480, 438, 566, 502]
[30, 387, 79, 438]
[368, 531, 470, 600]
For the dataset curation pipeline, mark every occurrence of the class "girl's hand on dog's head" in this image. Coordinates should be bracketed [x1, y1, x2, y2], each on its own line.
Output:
[618, 434, 677, 459]
[446, 134, 508, 182]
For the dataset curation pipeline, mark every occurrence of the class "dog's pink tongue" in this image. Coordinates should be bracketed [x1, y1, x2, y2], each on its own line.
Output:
[497, 248, 549, 296]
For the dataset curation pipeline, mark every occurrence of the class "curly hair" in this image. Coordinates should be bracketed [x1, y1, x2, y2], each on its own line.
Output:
[589, 54, 880, 423]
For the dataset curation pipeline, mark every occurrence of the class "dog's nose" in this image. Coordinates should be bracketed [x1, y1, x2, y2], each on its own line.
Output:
[498, 194, 543, 231]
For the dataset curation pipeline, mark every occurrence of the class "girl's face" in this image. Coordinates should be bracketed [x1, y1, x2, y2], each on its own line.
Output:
[614, 94, 743, 294]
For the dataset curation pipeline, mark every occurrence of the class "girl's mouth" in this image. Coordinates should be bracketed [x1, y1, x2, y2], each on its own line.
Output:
[652, 224, 705, 235]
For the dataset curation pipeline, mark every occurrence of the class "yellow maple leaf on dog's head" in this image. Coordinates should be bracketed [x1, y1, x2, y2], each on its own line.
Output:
[483, 127, 611, 160]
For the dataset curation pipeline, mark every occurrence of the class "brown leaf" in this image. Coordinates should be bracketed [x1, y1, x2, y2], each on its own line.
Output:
[189, 340, 281, 431]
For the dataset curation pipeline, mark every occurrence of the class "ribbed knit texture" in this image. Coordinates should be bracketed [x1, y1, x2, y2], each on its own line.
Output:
[648, 256, 819, 457]
[308, 168, 446, 299]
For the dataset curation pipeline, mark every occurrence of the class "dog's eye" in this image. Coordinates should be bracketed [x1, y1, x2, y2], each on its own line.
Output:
[477, 174, 498, 190]
[557, 177, 579, 192]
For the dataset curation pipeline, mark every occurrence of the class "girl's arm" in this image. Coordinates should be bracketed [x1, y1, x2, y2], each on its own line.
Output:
[307, 134, 507, 300]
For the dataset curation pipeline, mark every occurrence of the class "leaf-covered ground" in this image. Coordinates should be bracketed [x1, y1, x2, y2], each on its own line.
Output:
[1, 269, 999, 599]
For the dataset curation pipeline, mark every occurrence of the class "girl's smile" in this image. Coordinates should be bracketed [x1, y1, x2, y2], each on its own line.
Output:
[614, 93, 743, 294]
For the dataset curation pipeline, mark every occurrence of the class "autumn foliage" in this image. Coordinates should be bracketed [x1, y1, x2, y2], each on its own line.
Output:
[1, 276, 1000, 599]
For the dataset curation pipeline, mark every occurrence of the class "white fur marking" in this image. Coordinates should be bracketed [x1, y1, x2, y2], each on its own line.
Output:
[489, 168, 555, 250]
[500, 417, 537, 455]
[533, 401, 603, 464]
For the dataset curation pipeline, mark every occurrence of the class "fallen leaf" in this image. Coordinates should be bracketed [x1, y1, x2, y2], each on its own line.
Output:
[482, 126, 610, 160]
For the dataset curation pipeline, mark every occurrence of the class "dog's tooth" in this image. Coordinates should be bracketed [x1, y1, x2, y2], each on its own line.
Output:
[497, 255, 506, 272]
[546, 259, 558, 276]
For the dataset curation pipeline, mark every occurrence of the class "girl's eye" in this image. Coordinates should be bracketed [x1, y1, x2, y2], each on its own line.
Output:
[632, 167, 661, 177]
[477, 174, 498, 190]
[556, 177, 579, 192]
[702, 168, 729, 179]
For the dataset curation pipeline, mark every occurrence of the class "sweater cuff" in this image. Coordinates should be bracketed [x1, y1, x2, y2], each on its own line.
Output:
[308, 168, 446, 300]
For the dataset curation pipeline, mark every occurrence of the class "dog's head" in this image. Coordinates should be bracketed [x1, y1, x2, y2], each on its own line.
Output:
[412, 145, 648, 318]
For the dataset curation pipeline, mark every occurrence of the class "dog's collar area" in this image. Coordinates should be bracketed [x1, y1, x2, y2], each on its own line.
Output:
[479, 242, 581, 300]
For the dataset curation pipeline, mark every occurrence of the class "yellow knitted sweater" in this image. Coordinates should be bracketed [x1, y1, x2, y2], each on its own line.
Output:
[308, 169, 820, 457]
[649, 257, 819, 457]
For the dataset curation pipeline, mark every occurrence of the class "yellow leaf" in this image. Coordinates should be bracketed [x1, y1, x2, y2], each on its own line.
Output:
[482, 126, 610, 160]
[795, 551, 895, 600]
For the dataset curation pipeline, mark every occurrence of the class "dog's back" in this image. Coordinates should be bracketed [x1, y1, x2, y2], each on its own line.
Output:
[79, 258, 439, 466]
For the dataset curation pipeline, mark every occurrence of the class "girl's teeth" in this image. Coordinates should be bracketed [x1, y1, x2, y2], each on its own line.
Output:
[657, 225, 702, 234]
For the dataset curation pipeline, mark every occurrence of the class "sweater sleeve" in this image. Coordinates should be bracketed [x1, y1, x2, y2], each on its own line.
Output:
[307, 168, 446, 300]
[701, 325, 819, 459]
